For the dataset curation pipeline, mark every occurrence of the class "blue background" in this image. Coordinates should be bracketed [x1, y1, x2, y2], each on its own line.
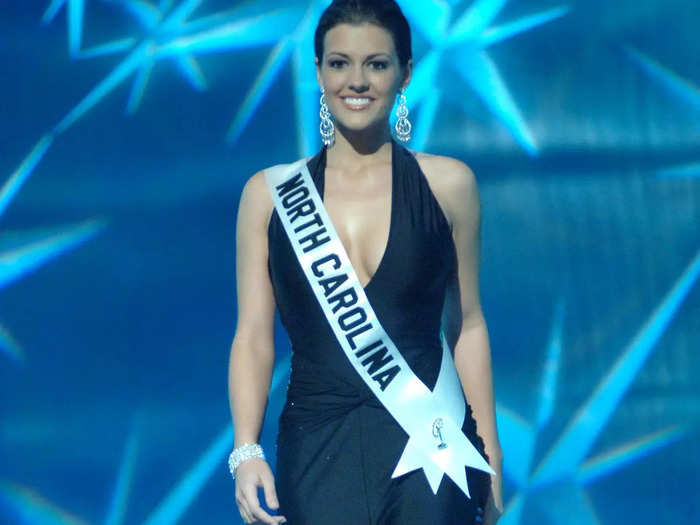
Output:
[0, 1, 698, 524]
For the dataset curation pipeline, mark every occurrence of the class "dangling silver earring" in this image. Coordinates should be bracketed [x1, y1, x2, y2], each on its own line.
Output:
[319, 86, 335, 147]
[394, 88, 411, 142]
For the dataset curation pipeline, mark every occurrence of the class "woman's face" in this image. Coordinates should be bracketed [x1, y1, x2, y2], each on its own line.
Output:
[315, 22, 412, 135]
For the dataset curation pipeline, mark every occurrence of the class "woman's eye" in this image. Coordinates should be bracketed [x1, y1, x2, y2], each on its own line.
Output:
[369, 61, 388, 70]
[329, 60, 346, 68]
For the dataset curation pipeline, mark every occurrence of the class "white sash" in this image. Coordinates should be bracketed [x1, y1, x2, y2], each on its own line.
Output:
[264, 158, 495, 498]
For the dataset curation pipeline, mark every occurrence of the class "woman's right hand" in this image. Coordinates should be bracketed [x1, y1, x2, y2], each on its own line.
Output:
[234, 457, 287, 524]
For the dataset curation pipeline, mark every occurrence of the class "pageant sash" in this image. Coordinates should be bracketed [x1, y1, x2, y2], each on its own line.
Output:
[264, 159, 495, 498]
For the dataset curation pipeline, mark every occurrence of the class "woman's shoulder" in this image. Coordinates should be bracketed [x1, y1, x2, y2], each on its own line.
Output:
[240, 157, 315, 225]
[244, 155, 315, 190]
[409, 150, 476, 188]
[406, 150, 479, 221]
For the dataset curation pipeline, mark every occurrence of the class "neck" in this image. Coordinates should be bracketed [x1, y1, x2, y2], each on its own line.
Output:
[326, 121, 393, 169]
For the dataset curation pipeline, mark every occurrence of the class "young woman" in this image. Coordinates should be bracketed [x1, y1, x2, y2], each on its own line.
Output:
[228, 1, 503, 523]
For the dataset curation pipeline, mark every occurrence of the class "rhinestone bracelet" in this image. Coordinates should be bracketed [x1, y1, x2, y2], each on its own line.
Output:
[228, 443, 265, 479]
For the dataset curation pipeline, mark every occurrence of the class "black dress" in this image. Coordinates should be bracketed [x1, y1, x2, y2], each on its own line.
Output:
[267, 139, 491, 524]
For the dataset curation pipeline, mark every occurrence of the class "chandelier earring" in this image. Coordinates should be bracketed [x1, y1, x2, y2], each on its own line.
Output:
[394, 88, 411, 142]
[319, 86, 335, 147]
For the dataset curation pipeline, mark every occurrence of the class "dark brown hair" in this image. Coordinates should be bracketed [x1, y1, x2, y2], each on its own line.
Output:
[314, 0, 412, 72]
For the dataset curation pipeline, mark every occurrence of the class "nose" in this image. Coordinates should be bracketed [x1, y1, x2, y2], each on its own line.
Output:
[349, 83, 369, 93]
[348, 64, 369, 93]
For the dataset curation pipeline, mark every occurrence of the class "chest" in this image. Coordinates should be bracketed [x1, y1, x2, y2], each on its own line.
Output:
[322, 166, 394, 288]
[267, 157, 456, 338]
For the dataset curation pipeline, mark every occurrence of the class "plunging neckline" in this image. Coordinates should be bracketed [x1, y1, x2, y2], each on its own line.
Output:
[319, 141, 396, 292]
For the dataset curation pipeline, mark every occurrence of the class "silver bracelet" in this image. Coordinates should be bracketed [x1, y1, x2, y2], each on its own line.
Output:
[228, 443, 265, 479]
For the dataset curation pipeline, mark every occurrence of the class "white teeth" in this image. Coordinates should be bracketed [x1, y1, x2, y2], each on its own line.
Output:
[344, 97, 371, 106]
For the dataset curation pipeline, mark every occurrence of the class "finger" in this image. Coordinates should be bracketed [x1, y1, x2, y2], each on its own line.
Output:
[236, 491, 254, 523]
[260, 471, 280, 510]
[236, 504, 251, 523]
[248, 501, 282, 524]
[236, 501, 251, 524]
[242, 484, 277, 524]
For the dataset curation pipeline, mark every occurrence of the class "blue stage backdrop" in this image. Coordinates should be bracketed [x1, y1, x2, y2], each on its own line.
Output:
[0, 1, 698, 524]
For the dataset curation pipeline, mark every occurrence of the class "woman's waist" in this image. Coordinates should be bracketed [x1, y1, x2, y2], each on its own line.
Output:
[289, 335, 444, 394]
[282, 337, 446, 422]
[289, 328, 441, 354]
[285, 351, 378, 406]
[280, 356, 488, 462]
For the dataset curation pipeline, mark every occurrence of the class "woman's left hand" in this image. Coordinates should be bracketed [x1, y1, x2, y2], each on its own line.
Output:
[483, 471, 503, 524]
[483, 488, 503, 524]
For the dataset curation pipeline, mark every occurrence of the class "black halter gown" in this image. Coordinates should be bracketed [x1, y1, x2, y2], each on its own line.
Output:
[267, 139, 491, 524]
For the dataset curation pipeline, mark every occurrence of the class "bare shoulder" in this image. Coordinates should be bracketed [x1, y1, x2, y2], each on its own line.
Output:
[412, 151, 477, 192]
[239, 157, 313, 227]
[238, 169, 273, 231]
[241, 168, 272, 204]
[409, 150, 479, 226]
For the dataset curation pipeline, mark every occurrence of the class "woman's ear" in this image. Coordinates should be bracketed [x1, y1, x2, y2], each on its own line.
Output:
[315, 56, 323, 90]
[401, 58, 413, 91]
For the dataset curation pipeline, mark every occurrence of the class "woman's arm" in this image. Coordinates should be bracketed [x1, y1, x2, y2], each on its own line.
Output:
[422, 155, 504, 516]
[455, 318, 504, 518]
[229, 170, 276, 447]
[228, 170, 286, 524]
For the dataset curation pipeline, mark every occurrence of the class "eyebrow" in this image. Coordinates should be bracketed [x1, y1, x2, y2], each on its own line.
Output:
[325, 52, 391, 60]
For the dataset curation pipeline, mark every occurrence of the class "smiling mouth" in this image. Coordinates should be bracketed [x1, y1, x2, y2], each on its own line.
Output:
[341, 97, 373, 109]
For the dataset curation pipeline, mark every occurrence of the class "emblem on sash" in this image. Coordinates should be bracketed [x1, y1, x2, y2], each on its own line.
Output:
[432, 418, 448, 450]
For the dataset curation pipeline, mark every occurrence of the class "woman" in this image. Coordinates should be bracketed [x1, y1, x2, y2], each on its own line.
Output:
[228, 1, 503, 523]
